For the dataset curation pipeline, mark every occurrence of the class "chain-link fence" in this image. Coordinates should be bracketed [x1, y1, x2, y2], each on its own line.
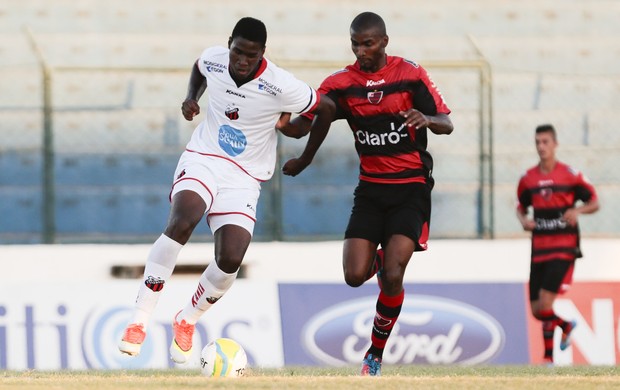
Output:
[0, 59, 493, 244]
[2, 7, 619, 243]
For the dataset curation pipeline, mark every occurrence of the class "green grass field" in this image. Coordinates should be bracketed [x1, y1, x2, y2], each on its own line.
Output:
[3, 366, 620, 390]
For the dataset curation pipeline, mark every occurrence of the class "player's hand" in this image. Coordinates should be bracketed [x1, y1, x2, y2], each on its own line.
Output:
[182, 99, 200, 121]
[562, 208, 580, 227]
[282, 157, 310, 177]
[521, 220, 536, 231]
[400, 109, 429, 130]
[276, 112, 292, 130]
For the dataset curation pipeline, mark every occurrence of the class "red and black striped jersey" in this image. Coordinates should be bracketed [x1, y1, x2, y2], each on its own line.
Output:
[311, 55, 451, 184]
[516, 161, 598, 263]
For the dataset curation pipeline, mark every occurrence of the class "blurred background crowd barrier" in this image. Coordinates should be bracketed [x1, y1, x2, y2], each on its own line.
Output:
[1, 0, 619, 244]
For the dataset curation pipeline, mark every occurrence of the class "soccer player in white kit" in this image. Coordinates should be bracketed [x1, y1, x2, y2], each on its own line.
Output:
[118, 16, 335, 363]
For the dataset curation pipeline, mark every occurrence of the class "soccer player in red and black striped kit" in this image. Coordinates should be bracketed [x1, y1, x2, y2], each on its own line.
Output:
[516, 124, 599, 365]
[277, 12, 453, 375]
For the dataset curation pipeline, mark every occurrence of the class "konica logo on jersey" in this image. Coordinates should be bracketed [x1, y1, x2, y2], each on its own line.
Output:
[218, 125, 247, 156]
[301, 295, 505, 366]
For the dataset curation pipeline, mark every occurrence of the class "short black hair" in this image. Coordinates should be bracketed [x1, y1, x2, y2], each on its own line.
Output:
[535, 123, 557, 140]
[231, 17, 267, 47]
[350, 12, 387, 35]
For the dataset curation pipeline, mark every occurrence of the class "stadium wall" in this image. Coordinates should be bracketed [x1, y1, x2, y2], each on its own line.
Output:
[1, 239, 619, 370]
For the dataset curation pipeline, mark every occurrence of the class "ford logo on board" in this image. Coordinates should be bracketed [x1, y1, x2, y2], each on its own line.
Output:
[301, 295, 505, 366]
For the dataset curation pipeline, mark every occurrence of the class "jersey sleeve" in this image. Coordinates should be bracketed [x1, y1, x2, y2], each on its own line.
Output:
[280, 73, 319, 115]
[516, 174, 531, 213]
[412, 65, 451, 116]
[574, 171, 598, 203]
[197, 47, 218, 77]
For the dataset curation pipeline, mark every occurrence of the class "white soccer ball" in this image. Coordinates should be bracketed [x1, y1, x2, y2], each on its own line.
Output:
[200, 338, 247, 378]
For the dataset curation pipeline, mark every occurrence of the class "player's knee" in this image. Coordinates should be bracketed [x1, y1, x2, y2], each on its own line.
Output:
[380, 269, 404, 295]
[164, 216, 200, 244]
[343, 271, 365, 288]
[216, 255, 243, 274]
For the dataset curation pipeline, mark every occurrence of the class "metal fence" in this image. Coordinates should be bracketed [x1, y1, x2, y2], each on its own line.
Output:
[0, 56, 492, 244]
[2, 28, 618, 243]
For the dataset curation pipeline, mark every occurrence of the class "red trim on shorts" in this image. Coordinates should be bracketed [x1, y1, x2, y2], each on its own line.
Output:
[185, 149, 266, 182]
[418, 221, 429, 251]
[208, 211, 256, 223]
[169, 177, 214, 206]
[558, 262, 575, 294]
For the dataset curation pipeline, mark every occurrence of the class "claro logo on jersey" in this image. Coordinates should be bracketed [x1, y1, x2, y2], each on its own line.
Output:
[301, 295, 505, 366]
[218, 125, 247, 157]
[356, 122, 408, 145]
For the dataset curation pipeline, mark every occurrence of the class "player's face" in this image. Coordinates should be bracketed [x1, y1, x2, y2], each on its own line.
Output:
[228, 37, 265, 82]
[350, 27, 388, 73]
[535, 132, 557, 161]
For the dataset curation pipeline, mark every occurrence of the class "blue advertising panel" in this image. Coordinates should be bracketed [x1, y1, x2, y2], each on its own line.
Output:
[279, 283, 530, 366]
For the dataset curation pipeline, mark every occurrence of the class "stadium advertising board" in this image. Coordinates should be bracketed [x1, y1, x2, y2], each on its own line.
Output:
[0, 280, 283, 370]
[526, 282, 620, 366]
[278, 283, 530, 365]
[2, 279, 619, 369]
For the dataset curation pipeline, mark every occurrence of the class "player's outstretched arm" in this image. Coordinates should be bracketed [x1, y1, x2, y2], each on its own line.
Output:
[181, 60, 207, 121]
[282, 95, 336, 177]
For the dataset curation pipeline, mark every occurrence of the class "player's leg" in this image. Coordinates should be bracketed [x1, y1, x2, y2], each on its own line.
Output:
[538, 260, 576, 360]
[170, 166, 259, 363]
[343, 181, 384, 288]
[361, 234, 414, 376]
[362, 182, 429, 376]
[343, 238, 379, 287]
[120, 152, 213, 356]
[170, 223, 251, 363]
[120, 187, 209, 355]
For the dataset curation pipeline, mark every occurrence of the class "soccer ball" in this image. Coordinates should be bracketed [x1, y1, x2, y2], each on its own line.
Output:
[200, 338, 247, 378]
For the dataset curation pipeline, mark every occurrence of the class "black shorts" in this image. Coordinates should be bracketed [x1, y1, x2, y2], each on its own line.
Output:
[344, 180, 431, 251]
[529, 259, 575, 301]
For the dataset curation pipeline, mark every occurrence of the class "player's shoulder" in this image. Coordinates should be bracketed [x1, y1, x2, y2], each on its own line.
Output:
[262, 58, 311, 87]
[517, 165, 539, 185]
[553, 161, 584, 179]
[200, 45, 228, 60]
[320, 66, 353, 90]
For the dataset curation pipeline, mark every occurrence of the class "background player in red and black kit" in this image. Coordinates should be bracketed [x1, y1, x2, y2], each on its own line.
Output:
[279, 12, 453, 376]
[516, 124, 599, 365]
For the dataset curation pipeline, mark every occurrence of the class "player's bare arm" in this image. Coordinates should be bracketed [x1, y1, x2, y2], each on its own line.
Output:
[276, 112, 311, 139]
[563, 199, 600, 226]
[181, 60, 208, 121]
[516, 207, 536, 231]
[400, 110, 453, 135]
[282, 95, 336, 176]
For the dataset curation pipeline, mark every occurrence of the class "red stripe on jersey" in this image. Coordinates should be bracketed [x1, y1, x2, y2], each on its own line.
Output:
[252, 58, 268, 80]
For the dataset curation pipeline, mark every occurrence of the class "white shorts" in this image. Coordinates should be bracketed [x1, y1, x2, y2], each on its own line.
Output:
[170, 151, 261, 235]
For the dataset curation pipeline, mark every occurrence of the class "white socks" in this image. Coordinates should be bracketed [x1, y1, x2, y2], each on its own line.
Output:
[178, 260, 238, 325]
[130, 234, 183, 328]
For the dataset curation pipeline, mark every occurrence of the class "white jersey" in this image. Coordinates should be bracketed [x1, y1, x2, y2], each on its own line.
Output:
[186, 46, 319, 181]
